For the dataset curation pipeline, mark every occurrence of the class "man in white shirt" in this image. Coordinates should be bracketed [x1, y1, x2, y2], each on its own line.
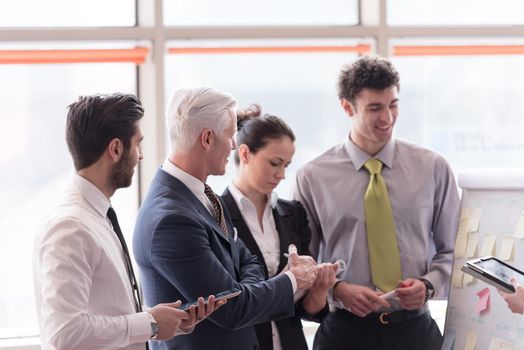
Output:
[33, 93, 223, 350]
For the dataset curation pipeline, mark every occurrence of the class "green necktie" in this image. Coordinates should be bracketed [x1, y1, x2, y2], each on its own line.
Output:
[363, 158, 402, 292]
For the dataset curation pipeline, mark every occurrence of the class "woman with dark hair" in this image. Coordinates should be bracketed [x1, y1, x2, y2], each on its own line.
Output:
[221, 105, 337, 350]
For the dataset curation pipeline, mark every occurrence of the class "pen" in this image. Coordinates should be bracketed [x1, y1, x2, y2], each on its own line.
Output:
[380, 290, 397, 299]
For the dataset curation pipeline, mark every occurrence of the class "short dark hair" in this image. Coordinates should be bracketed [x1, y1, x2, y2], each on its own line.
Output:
[66, 93, 144, 170]
[337, 55, 400, 104]
[234, 104, 295, 165]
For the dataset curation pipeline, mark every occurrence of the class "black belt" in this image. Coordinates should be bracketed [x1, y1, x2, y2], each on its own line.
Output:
[334, 307, 429, 325]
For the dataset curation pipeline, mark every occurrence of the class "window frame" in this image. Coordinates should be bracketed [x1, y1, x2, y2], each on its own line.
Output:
[2, 0, 524, 348]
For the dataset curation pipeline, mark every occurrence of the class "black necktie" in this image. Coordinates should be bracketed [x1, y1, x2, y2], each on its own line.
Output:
[204, 184, 228, 235]
[107, 207, 143, 313]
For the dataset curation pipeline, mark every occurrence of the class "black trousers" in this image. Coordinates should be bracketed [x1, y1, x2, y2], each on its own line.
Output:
[313, 309, 442, 350]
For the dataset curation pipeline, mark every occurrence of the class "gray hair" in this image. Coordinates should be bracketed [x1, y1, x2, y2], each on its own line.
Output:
[166, 87, 238, 154]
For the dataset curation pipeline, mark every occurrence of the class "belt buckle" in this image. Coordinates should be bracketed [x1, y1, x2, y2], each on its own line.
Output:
[379, 312, 389, 325]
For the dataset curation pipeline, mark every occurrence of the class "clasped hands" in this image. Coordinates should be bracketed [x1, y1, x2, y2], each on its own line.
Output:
[287, 244, 340, 291]
[335, 278, 427, 318]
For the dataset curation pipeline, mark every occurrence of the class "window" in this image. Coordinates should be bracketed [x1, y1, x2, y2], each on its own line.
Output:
[3, 1, 524, 348]
[0, 46, 138, 338]
[388, 0, 524, 25]
[391, 39, 524, 173]
[164, 0, 359, 26]
[0, 0, 135, 27]
[165, 39, 369, 197]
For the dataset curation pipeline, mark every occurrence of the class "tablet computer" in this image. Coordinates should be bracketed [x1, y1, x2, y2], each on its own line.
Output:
[461, 256, 524, 293]
[179, 288, 241, 311]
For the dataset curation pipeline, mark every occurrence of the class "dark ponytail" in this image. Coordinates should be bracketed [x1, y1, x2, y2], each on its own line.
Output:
[234, 104, 295, 165]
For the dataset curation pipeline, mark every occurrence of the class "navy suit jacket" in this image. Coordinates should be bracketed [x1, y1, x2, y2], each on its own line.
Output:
[133, 169, 295, 350]
[222, 189, 328, 350]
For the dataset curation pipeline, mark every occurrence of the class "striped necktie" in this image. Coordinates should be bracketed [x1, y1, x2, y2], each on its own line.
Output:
[204, 184, 228, 235]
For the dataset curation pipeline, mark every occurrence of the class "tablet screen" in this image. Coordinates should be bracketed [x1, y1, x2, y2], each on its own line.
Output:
[476, 258, 524, 286]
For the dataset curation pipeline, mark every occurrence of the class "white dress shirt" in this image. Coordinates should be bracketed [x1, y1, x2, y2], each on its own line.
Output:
[228, 183, 280, 276]
[162, 159, 215, 213]
[33, 174, 151, 350]
[228, 183, 285, 350]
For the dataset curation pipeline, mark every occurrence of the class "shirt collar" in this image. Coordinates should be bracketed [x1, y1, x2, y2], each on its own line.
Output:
[269, 191, 278, 209]
[162, 158, 206, 200]
[344, 134, 396, 171]
[228, 182, 277, 212]
[72, 173, 111, 218]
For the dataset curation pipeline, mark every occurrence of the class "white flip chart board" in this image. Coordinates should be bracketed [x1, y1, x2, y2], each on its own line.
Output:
[443, 169, 524, 350]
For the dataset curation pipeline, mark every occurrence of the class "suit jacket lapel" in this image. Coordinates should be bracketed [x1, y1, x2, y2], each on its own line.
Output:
[156, 169, 231, 248]
[220, 197, 240, 273]
[222, 189, 269, 278]
[274, 200, 293, 274]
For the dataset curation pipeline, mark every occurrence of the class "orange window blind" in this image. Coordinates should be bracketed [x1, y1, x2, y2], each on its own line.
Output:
[393, 45, 524, 56]
[168, 44, 371, 55]
[0, 47, 148, 64]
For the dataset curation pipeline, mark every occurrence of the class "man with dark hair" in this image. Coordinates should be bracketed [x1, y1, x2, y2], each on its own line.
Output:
[33, 93, 222, 350]
[293, 55, 460, 350]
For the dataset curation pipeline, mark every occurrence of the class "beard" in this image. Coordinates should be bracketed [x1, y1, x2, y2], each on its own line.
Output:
[109, 151, 135, 191]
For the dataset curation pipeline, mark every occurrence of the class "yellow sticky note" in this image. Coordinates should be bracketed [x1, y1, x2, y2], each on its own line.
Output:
[463, 272, 475, 285]
[488, 337, 513, 350]
[467, 208, 482, 232]
[452, 263, 464, 289]
[465, 330, 477, 350]
[454, 217, 469, 258]
[499, 237, 515, 261]
[479, 234, 497, 257]
[466, 232, 479, 258]
[513, 210, 524, 239]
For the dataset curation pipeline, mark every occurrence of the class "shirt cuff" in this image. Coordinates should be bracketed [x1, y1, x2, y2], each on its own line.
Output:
[294, 289, 307, 302]
[330, 279, 348, 310]
[177, 325, 194, 334]
[126, 312, 152, 344]
[284, 270, 298, 294]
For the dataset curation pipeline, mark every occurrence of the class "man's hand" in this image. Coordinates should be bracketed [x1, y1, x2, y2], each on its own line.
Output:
[395, 278, 426, 310]
[312, 263, 338, 290]
[334, 282, 390, 317]
[302, 263, 338, 315]
[179, 295, 227, 333]
[288, 244, 318, 290]
[149, 301, 190, 340]
[498, 278, 524, 315]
